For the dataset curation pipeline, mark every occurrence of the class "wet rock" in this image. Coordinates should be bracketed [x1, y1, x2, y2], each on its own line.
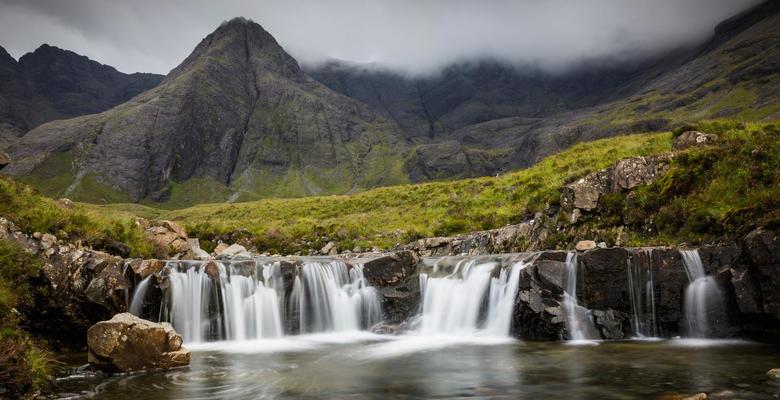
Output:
[576, 240, 596, 251]
[767, 368, 780, 379]
[730, 268, 761, 314]
[203, 260, 221, 280]
[673, 130, 719, 150]
[87, 313, 190, 373]
[361, 251, 421, 323]
[127, 259, 165, 280]
[362, 251, 419, 287]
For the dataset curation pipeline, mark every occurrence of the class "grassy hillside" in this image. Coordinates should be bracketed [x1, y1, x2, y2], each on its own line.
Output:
[80, 120, 779, 255]
[83, 131, 671, 253]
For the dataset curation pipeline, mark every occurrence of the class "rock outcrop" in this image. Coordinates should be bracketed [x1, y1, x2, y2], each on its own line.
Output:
[140, 219, 191, 259]
[87, 313, 190, 373]
[560, 154, 671, 213]
[0, 217, 128, 345]
[673, 131, 719, 150]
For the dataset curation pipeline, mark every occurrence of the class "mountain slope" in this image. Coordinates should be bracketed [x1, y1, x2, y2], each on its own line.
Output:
[309, 0, 780, 180]
[0, 44, 163, 148]
[3, 18, 406, 205]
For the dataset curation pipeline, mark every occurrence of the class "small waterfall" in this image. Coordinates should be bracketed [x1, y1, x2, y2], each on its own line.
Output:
[627, 250, 658, 338]
[417, 259, 525, 336]
[129, 275, 152, 317]
[291, 262, 381, 334]
[161, 259, 381, 343]
[562, 252, 599, 341]
[680, 250, 726, 337]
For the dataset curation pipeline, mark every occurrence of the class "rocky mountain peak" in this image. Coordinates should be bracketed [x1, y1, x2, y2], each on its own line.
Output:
[165, 16, 301, 83]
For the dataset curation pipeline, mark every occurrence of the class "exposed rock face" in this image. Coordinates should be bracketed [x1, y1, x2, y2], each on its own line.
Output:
[575, 240, 597, 251]
[3, 18, 405, 203]
[396, 224, 780, 341]
[0, 217, 128, 345]
[560, 154, 670, 213]
[87, 313, 190, 373]
[673, 131, 719, 150]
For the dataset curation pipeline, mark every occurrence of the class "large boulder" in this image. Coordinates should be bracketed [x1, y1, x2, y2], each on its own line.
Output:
[87, 313, 190, 373]
[673, 130, 719, 150]
[140, 220, 191, 259]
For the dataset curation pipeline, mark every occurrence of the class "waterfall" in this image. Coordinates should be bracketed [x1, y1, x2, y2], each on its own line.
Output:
[291, 262, 381, 334]
[680, 250, 726, 337]
[562, 252, 599, 341]
[129, 275, 152, 317]
[627, 250, 658, 338]
[161, 259, 381, 343]
[417, 259, 525, 336]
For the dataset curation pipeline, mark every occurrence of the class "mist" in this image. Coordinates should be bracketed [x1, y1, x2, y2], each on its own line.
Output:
[0, 0, 763, 75]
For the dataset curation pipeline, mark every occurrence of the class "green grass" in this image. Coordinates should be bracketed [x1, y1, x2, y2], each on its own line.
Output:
[594, 121, 780, 245]
[90, 131, 669, 253]
[0, 240, 55, 398]
[0, 177, 154, 258]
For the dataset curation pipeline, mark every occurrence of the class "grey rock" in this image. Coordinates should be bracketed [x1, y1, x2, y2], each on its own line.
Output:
[673, 130, 719, 150]
[87, 313, 190, 373]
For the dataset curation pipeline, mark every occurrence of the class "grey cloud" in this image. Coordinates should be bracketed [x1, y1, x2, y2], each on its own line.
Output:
[0, 0, 763, 75]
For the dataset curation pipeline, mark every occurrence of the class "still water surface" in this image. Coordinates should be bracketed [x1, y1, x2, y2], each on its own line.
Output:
[55, 333, 780, 399]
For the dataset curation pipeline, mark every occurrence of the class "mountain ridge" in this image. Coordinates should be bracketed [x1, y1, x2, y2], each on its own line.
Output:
[3, 4, 780, 206]
[0, 43, 163, 148]
[4, 18, 407, 204]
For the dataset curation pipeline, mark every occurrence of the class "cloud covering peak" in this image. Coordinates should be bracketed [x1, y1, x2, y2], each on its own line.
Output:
[0, 0, 763, 75]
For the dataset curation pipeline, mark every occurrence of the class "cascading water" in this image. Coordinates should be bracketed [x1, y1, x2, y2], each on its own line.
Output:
[561, 252, 599, 341]
[417, 258, 525, 336]
[680, 250, 726, 337]
[129, 275, 152, 317]
[626, 250, 658, 338]
[139, 259, 381, 343]
[290, 262, 381, 334]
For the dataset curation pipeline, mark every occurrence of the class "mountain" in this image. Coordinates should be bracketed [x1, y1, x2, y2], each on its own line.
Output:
[3, 2, 779, 206]
[0, 44, 163, 148]
[3, 18, 406, 204]
[308, 0, 780, 179]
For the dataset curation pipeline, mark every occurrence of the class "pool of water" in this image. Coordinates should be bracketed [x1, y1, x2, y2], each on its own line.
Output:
[53, 334, 780, 399]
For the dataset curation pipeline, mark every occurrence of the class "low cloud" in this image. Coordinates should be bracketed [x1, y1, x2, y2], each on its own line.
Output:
[0, 0, 763, 75]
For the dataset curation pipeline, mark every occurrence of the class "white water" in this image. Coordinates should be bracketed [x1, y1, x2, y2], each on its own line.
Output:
[680, 250, 726, 337]
[164, 260, 381, 343]
[129, 275, 152, 317]
[627, 250, 658, 338]
[291, 262, 381, 334]
[562, 252, 599, 342]
[417, 260, 525, 336]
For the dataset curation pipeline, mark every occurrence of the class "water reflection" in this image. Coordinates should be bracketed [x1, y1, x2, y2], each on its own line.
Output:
[55, 338, 780, 400]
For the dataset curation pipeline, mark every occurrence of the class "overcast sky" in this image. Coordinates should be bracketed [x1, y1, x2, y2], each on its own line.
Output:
[0, 0, 763, 75]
